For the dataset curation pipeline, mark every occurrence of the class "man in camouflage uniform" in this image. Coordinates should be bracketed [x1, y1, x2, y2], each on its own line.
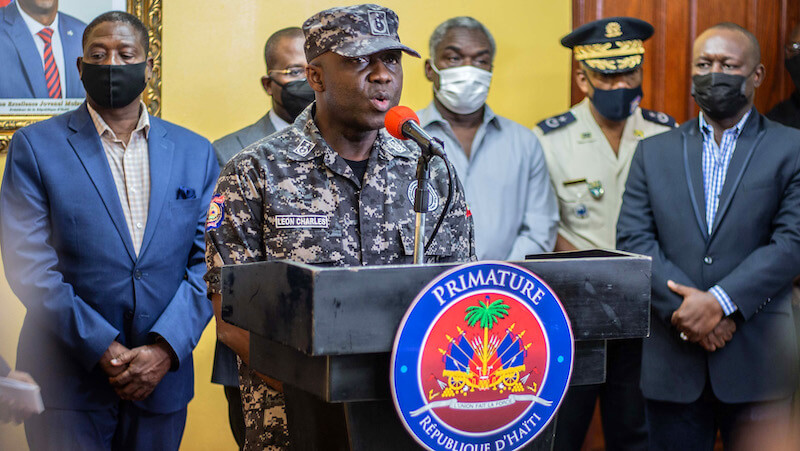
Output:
[204, 4, 475, 450]
[534, 17, 676, 451]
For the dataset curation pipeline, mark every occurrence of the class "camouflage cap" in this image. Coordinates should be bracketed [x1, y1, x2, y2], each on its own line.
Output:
[302, 4, 421, 62]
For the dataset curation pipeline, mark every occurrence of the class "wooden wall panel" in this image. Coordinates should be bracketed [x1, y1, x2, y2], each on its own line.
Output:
[570, 0, 800, 123]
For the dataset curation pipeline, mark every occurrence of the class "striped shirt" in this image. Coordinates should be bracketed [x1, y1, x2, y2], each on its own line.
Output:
[698, 110, 751, 315]
[88, 102, 151, 256]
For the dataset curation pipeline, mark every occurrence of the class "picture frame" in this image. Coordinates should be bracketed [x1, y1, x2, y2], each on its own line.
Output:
[0, 0, 162, 153]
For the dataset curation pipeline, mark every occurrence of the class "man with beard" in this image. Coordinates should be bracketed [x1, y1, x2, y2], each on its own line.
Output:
[0, 11, 217, 450]
[536, 17, 675, 451]
[0, 0, 86, 98]
[209, 26, 313, 450]
[204, 4, 474, 449]
[212, 27, 314, 167]
[418, 16, 558, 261]
[617, 22, 800, 449]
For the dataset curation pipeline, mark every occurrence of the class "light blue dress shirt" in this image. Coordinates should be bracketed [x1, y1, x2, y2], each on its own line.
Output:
[699, 110, 752, 316]
[418, 103, 558, 260]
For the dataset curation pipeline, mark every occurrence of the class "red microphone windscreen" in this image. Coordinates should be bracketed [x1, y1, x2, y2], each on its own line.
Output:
[385, 106, 419, 140]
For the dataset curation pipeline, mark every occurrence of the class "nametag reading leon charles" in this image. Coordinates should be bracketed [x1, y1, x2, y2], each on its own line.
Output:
[275, 215, 329, 229]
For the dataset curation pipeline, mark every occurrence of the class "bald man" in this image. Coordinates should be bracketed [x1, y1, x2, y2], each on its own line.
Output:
[617, 22, 800, 450]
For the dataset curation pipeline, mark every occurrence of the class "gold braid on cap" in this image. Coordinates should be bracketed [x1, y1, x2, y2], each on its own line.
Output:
[583, 54, 642, 72]
[573, 39, 645, 61]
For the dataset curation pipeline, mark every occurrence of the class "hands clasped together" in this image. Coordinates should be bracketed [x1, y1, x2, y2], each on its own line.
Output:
[668, 280, 737, 352]
[98, 340, 173, 402]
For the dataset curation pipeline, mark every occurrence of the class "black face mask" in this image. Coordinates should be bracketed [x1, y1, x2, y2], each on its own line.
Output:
[691, 72, 751, 121]
[80, 61, 147, 109]
[272, 79, 315, 121]
[588, 79, 643, 121]
[786, 54, 800, 92]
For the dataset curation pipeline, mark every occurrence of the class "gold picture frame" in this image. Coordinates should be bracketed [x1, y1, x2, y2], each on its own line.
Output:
[0, 0, 162, 153]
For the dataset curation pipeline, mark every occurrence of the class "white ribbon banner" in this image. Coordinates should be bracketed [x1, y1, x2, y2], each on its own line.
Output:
[409, 394, 552, 417]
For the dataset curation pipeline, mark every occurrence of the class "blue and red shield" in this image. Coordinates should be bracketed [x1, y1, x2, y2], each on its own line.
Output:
[391, 261, 574, 451]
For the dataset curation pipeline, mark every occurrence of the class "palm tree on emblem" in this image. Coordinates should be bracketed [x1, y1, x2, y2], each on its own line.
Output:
[464, 296, 510, 377]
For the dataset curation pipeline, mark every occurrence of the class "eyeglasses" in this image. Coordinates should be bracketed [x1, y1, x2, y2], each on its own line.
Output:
[786, 42, 800, 58]
[267, 67, 306, 79]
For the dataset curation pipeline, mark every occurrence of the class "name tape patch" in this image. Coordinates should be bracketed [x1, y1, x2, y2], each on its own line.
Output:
[275, 215, 329, 229]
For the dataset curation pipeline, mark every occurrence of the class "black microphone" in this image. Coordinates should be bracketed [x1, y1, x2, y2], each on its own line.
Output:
[385, 106, 446, 158]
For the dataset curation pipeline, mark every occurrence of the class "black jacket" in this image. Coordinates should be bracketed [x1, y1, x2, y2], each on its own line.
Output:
[766, 91, 800, 130]
[617, 109, 800, 403]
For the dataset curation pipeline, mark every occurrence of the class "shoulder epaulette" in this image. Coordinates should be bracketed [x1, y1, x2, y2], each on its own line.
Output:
[641, 108, 677, 128]
[536, 111, 576, 135]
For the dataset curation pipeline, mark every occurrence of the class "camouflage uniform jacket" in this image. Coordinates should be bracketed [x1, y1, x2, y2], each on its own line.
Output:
[204, 104, 475, 449]
[205, 104, 475, 288]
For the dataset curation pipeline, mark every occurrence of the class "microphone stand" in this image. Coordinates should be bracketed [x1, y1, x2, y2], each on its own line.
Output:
[413, 138, 445, 265]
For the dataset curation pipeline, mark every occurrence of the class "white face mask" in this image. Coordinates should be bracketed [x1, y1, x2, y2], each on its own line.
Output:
[431, 63, 492, 114]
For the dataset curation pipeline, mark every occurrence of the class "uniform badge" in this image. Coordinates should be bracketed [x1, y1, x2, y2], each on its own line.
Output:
[407, 180, 440, 212]
[293, 139, 314, 157]
[581, 132, 592, 140]
[368, 10, 391, 36]
[391, 261, 574, 451]
[206, 194, 225, 231]
[605, 22, 622, 38]
[587, 181, 604, 199]
[633, 129, 644, 139]
[574, 204, 588, 219]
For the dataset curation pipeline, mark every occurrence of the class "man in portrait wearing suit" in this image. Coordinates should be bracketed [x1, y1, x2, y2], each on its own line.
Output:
[617, 22, 800, 449]
[209, 26, 313, 450]
[0, 0, 86, 98]
[0, 11, 217, 450]
[212, 26, 314, 167]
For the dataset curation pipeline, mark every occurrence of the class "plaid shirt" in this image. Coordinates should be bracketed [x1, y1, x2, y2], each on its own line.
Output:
[698, 110, 751, 315]
[88, 102, 151, 256]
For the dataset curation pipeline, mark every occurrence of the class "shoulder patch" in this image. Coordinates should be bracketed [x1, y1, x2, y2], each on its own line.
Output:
[206, 194, 225, 231]
[536, 112, 576, 134]
[641, 108, 677, 128]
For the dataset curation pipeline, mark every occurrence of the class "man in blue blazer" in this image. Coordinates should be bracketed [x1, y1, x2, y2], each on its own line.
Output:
[0, 0, 86, 98]
[0, 11, 216, 450]
[617, 23, 800, 450]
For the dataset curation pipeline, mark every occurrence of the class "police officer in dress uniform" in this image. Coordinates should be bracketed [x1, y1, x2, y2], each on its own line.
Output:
[534, 17, 676, 451]
[204, 4, 475, 450]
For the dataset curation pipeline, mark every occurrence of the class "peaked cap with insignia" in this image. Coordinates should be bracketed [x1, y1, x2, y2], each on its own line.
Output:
[302, 4, 421, 62]
[561, 17, 654, 74]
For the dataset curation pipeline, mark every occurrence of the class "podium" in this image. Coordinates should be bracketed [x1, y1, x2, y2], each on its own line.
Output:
[221, 250, 651, 450]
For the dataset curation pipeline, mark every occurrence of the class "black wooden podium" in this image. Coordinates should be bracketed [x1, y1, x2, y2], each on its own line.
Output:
[221, 250, 651, 450]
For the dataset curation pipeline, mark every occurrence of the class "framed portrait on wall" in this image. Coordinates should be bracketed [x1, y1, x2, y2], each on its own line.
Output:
[0, 0, 161, 152]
